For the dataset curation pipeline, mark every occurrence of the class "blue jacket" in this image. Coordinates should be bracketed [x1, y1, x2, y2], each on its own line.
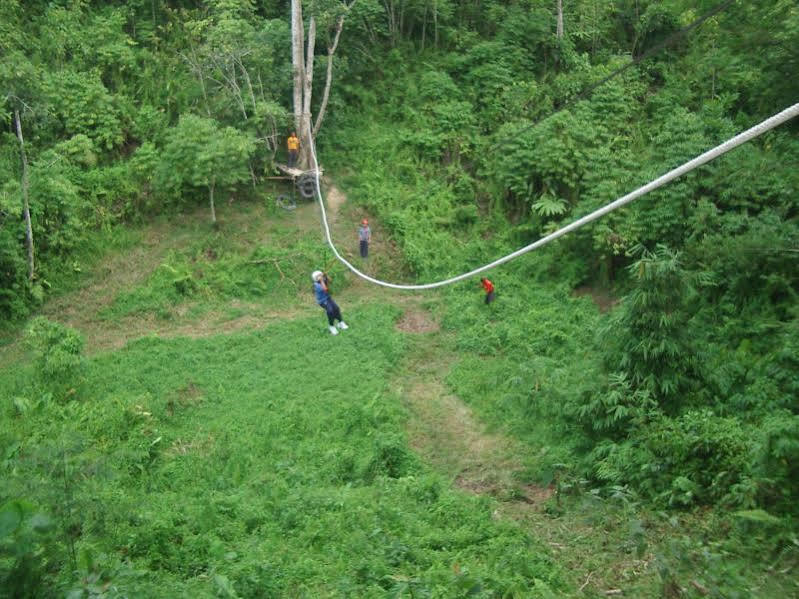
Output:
[313, 281, 330, 305]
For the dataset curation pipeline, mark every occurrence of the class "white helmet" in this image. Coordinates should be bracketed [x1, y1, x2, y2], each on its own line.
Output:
[311, 270, 323, 282]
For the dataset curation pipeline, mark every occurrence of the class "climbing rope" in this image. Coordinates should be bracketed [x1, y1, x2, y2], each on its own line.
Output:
[307, 102, 799, 290]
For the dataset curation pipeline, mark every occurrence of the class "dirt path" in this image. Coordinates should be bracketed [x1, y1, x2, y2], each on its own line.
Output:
[324, 178, 348, 216]
[323, 182, 552, 504]
[394, 325, 553, 504]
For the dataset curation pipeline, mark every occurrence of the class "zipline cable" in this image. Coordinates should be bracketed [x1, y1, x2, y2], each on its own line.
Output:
[308, 103, 799, 290]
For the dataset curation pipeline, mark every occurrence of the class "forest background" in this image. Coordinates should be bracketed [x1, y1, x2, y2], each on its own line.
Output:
[1, 0, 798, 596]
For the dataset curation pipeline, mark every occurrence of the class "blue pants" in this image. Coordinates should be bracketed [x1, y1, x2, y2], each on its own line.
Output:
[321, 299, 342, 326]
[360, 240, 369, 258]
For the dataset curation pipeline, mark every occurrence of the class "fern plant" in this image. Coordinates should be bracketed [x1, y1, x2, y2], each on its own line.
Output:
[531, 193, 567, 217]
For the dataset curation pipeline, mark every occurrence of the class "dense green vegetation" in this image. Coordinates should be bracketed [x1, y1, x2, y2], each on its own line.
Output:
[3, 308, 565, 596]
[2, 0, 798, 596]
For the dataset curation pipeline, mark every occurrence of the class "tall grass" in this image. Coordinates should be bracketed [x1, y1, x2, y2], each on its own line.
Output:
[1, 305, 563, 596]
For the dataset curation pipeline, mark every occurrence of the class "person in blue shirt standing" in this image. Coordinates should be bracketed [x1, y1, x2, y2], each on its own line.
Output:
[358, 219, 371, 258]
[312, 270, 348, 335]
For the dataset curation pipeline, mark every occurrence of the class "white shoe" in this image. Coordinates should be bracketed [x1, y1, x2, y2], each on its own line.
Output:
[337, 321, 349, 330]
[329, 325, 339, 335]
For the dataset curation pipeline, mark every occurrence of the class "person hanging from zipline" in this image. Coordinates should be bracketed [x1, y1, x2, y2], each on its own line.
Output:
[312, 270, 348, 335]
[287, 131, 300, 168]
[480, 277, 495, 304]
[358, 219, 371, 258]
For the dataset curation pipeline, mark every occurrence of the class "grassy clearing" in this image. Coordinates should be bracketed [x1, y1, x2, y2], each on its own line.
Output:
[4, 179, 795, 598]
[2, 305, 565, 597]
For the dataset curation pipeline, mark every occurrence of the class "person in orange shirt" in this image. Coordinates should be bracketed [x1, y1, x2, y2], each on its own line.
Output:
[480, 277, 495, 304]
[287, 132, 300, 167]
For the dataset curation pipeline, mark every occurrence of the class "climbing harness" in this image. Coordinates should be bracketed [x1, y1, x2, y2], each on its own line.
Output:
[307, 103, 799, 290]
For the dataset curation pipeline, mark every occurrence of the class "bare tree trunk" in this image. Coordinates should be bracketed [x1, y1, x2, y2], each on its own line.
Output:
[420, 3, 426, 51]
[291, 0, 305, 133]
[208, 56, 248, 120]
[291, 1, 355, 167]
[556, 0, 564, 38]
[14, 109, 35, 281]
[257, 70, 266, 101]
[433, 0, 438, 48]
[249, 160, 257, 189]
[186, 43, 212, 117]
[313, 2, 356, 138]
[385, 0, 397, 46]
[313, 15, 344, 137]
[299, 16, 316, 169]
[238, 57, 258, 116]
[209, 177, 217, 224]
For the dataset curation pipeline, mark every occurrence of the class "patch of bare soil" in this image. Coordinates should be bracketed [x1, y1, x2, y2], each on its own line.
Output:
[406, 378, 542, 501]
[573, 285, 619, 313]
[395, 309, 439, 333]
[398, 340, 551, 509]
[43, 223, 171, 329]
[3, 200, 326, 356]
[84, 302, 314, 354]
[323, 179, 347, 216]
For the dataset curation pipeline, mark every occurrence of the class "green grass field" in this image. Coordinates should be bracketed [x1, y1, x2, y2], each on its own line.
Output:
[3, 194, 795, 598]
[1, 196, 570, 598]
[2, 302, 565, 597]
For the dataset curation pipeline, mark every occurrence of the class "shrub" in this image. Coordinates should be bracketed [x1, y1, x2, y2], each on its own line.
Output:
[754, 411, 799, 512]
[24, 317, 84, 397]
[0, 499, 56, 599]
[0, 227, 31, 320]
[591, 410, 752, 507]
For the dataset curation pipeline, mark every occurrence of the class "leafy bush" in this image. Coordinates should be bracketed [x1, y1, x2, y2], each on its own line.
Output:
[754, 411, 799, 512]
[569, 371, 658, 438]
[0, 499, 56, 599]
[600, 245, 698, 410]
[0, 227, 30, 320]
[24, 317, 84, 396]
[591, 410, 752, 508]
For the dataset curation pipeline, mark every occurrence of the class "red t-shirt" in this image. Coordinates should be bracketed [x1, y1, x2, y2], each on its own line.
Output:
[481, 279, 494, 293]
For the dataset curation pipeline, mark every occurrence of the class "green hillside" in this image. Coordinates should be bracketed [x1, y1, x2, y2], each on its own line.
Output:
[2, 0, 798, 597]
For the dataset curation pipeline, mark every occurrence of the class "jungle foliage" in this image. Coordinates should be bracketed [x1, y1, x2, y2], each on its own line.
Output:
[2, 0, 798, 596]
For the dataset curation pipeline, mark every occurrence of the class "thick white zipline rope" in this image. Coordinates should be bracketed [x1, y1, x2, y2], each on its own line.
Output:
[308, 102, 799, 290]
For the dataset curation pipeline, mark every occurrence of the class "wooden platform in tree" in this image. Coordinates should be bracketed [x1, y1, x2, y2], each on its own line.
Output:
[272, 164, 323, 199]
[274, 164, 323, 179]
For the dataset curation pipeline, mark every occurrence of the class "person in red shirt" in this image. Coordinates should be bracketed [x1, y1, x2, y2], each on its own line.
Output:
[480, 277, 495, 304]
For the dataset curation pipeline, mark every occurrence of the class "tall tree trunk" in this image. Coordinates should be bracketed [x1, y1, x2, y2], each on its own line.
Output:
[433, 0, 438, 48]
[238, 57, 258, 116]
[292, 1, 354, 168]
[299, 16, 316, 169]
[209, 177, 217, 224]
[187, 43, 212, 117]
[313, 15, 345, 138]
[556, 0, 564, 38]
[291, 0, 305, 133]
[420, 4, 426, 51]
[14, 109, 35, 281]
